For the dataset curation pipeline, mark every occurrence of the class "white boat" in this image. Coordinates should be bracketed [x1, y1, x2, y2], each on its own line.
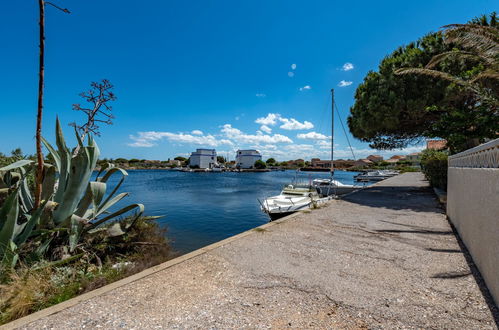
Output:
[261, 185, 328, 220]
[312, 178, 359, 196]
[354, 170, 398, 182]
[211, 166, 223, 172]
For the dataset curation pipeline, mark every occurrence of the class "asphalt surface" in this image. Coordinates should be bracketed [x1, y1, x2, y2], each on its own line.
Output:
[14, 172, 498, 329]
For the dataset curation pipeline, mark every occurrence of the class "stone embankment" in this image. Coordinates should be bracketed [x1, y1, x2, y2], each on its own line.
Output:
[5, 173, 498, 329]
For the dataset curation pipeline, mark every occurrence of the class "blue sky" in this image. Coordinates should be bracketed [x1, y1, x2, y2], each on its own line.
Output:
[0, 0, 495, 161]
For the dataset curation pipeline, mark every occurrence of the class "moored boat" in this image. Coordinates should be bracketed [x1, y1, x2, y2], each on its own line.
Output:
[312, 178, 360, 196]
[260, 184, 329, 220]
[354, 170, 398, 182]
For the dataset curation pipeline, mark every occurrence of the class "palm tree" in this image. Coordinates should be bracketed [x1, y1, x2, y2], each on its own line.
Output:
[395, 13, 498, 107]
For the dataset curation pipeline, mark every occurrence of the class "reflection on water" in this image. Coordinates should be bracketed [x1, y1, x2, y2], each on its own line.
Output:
[104, 170, 361, 254]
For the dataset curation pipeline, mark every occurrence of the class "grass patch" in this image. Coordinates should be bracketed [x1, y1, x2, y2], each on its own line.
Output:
[253, 227, 268, 233]
[0, 217, 175, 325]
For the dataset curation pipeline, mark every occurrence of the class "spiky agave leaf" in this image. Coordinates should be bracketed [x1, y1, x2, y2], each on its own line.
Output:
[0, 189, 20, 254]
[87, 203, 145, 232]
[95, 167, 128, 212]
[0, 160, 34, 172]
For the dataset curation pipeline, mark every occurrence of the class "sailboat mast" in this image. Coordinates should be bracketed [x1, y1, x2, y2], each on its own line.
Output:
[331, 88, 334, 175]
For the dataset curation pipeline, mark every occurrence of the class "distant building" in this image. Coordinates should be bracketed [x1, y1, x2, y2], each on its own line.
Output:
[167, 159, 182, 166]
[426, 139, 447, 150]
[367, 155, 384, 163]
[385, 155, 406, 164]
[385, 158, 400, 165]
[189, 149, 218, 169]
[236, 149, 262, 169]
[406, 152, 422, 164]
[353, 159, 373, 168]
[286, 159, 305, 166]
[311, 159, 332, 168]
[310, 158, 353, 169]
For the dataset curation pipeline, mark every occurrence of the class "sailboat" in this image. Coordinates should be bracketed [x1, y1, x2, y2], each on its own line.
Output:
[312, 88, 360, 197]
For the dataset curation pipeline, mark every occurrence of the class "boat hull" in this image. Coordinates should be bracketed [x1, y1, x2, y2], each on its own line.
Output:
[315, 185, 358, 196]
[268, 211, 296, 221]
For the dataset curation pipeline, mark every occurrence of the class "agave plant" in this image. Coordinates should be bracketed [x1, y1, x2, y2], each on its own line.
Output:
[0, 161, 47, 268]
[0, 118, 145, 268]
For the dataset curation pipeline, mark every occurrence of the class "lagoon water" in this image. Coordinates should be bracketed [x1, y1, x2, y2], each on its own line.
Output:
[109, 170, 361, 253]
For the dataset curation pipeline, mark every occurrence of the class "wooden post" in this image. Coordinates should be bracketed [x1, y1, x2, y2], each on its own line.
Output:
[35, 0, 45, 209]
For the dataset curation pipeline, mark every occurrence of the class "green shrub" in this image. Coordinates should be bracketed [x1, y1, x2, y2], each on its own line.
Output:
[254, 160, 267, 169]
[397, 166, 420, 173]
[421, 149, 448, 190]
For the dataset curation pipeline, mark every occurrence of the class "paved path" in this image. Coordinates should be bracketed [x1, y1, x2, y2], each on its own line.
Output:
[11, 173, 498, 329]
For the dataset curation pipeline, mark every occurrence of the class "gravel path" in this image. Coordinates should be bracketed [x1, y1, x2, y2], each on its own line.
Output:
[12, 173, 498, 329]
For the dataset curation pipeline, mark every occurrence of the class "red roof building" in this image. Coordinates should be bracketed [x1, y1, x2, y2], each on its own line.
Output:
[426, 140, 447, 150]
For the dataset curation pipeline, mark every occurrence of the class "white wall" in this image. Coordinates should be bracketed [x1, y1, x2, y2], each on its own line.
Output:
[236, 150, 262, 169]
[447, 139, 499, 306]
[190, 149, 217, 168]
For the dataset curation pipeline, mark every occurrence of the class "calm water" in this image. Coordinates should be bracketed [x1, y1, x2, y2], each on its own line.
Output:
[106, 170, 361, 253]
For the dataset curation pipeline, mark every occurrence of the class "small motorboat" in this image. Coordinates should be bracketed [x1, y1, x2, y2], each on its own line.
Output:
[260, 185, 329, 220]
[211, 166, 223, 172]
[354, 170, 398, 182]
[312, 178, 360, 196]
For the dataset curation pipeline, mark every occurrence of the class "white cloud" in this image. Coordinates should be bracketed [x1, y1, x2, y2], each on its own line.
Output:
[299, 85, 311, 92]
[255, 113, 279, 126]
[221, 124, 292, 144]
[316, 140, 333, 149]
[256, 93, 266, 98]
[288, 71, 295, 78]
[256, 113, 314, 130]
[128, 131, 233, 148]
[297, 132, 329, 140]
[127, 140, 155, 148]
[279, 117, 314, 130]
[260, 125, 272, 134]
[291, 63, 297, 70]
[341, 62, 354, 71]
[191, 130, 203, 135]
[338, 80, 353, 87]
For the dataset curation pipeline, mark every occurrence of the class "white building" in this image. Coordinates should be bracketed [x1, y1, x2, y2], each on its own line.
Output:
[189, 149, 217, 169]
[235, 149, 262, 169]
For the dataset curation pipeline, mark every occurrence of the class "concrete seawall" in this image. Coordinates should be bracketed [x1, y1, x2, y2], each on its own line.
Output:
[4, 173, 498, 329]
